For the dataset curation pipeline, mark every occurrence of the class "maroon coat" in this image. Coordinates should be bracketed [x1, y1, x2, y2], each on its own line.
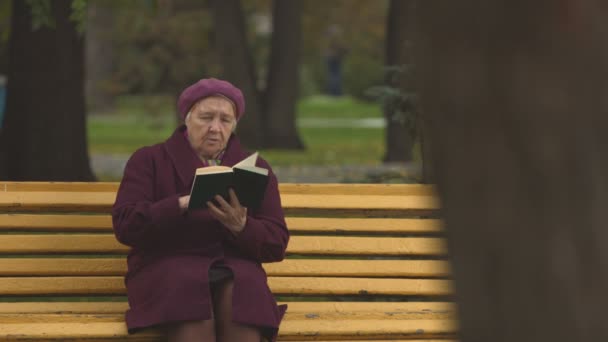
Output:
[112, 125, 289, 340]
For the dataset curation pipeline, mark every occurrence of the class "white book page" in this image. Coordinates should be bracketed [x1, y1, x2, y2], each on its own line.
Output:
[234, 152, 258, 168]
[195, 166, 232, 175]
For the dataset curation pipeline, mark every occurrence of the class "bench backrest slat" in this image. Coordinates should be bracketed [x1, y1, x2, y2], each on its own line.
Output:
[0, 215, 443, 234]
[0, 259, 450, 277]
[0, 234, 448, 256]
[0, 182, 437, 196]
[0, 193, 439, 217]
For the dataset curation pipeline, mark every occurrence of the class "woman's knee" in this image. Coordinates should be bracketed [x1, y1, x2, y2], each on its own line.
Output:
[167, 319, 215, 342]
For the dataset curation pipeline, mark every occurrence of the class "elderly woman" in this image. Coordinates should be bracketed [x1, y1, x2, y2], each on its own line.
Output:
[112, 78, 289, 342]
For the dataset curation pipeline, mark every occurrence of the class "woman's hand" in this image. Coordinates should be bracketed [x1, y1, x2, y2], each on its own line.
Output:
[207, 188, 247, 235]
[178, 195, 191, 213]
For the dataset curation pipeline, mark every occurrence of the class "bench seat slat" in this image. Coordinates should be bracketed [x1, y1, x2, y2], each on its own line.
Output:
[0, 235, 448, 256]
[0, 182, 436, 196]
[0, 303, 456, 321]
[0, 302, 456, 319]
[0, 258, 451, 277]
[0, 192, 439, 213]
[0, 276, 452, 296]
[0, 215, 443, 234]
[0, 319, 456, 340]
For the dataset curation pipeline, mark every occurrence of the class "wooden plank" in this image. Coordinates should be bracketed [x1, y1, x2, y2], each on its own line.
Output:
[0, 302, 128, 314]
[279, 183, 437, 196]
[0, 192, 439, 214]
[0, 277, 453, 296]
[289, 236, 446, 256]
[0, 235, 127, 254]
[0, 319, 456, 340]
[0, 303, 456, 322]
[0, 215, 443, 234]
[287, 217, 443, 234]
[0, 182, 436, 197]
[282, 319, 457, 340]
[0, 192, 116, 213]
[0, 235, 448, 256]
[0, 182, 119, 192]
[0, 214, 111, 231]
[284, 195, 439, 211]
[0, 258, 450, 277]
[0, 302, 456, 320]
[0, 322, 161, 341]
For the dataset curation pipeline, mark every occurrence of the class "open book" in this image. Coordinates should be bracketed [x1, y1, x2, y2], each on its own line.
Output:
[188, 152, 269, 210]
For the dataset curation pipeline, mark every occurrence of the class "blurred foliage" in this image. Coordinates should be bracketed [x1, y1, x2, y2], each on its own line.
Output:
[367, 65, 418, 138]
[108, 1, 218, 96]
[25, 0, 55, 30]
[69, 0, 87, 33]
[343, 54, 384, 100]
[25, 0, 87, 33]
[98, 0, 387, 100]
[1, 0, 391, 101]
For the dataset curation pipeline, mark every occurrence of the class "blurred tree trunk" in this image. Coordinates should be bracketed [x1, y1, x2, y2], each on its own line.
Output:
[418, 1, 608, 341]
[0, 0, 94, 181]
[419, 116, 434, 183]
[85, 0, 115, 113]
[384, 0, 413, 162]
[264, 0, 304, 149]
[209, 0, 265, 148]
[0, 0, 10, 75]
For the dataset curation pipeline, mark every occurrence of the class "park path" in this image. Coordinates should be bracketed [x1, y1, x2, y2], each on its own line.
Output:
[91, 153, 421, 183]
[90, 117, 420, 183]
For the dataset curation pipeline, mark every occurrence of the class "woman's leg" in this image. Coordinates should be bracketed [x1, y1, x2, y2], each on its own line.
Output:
[167, 319, 215, 342]
[212, 279, 262, 342]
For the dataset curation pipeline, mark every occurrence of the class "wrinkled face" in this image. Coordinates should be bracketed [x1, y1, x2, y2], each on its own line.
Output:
[185, 96, 237, 159]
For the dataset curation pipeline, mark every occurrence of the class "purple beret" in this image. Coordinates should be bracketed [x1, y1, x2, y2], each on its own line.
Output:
[177, 78, 245, 120]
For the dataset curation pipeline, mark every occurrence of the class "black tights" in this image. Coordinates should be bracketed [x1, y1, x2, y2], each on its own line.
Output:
[167, 279, 263, 342]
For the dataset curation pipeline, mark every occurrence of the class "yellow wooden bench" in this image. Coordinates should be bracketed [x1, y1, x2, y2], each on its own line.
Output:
[0, 182, 458, 341]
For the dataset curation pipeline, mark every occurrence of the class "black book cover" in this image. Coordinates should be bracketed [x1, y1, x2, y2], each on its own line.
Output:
[188, 153, 269, 210]
[188, 171, 234, 210]
[233, 167, 269, 209]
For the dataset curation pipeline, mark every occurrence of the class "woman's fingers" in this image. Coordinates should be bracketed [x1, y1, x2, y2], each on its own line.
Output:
[207, 201, 225, 219]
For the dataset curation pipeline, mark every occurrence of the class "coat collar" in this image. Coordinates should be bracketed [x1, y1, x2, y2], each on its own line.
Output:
[163, 125, 247, 188]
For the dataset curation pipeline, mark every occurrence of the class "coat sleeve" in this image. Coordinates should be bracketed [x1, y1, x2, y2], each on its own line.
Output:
[112, 147, 184, 248]
[227, 161, 290, 263]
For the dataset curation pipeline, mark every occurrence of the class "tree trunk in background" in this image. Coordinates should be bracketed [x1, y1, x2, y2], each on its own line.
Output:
[209, 0, 265, 149]
[419, 116, 434, 183]
[263, 0, 304, 149]
[85, 0, 115, 113]
[383, 0, 413, 162]
[418, 1, 608, 341]
[0, 0, 94, 181]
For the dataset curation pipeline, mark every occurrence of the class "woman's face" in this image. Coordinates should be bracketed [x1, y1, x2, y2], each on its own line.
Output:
[185, 96, 237, 159]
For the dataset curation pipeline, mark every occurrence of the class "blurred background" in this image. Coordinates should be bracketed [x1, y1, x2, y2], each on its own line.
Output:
[0, 0, 425, 183]
[3, 2, 608, 339]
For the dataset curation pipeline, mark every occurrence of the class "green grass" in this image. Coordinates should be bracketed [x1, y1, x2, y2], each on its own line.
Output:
[262, 127, 383, 166]
[88, 94, 385, 166]
[296, 95, 382, 119]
